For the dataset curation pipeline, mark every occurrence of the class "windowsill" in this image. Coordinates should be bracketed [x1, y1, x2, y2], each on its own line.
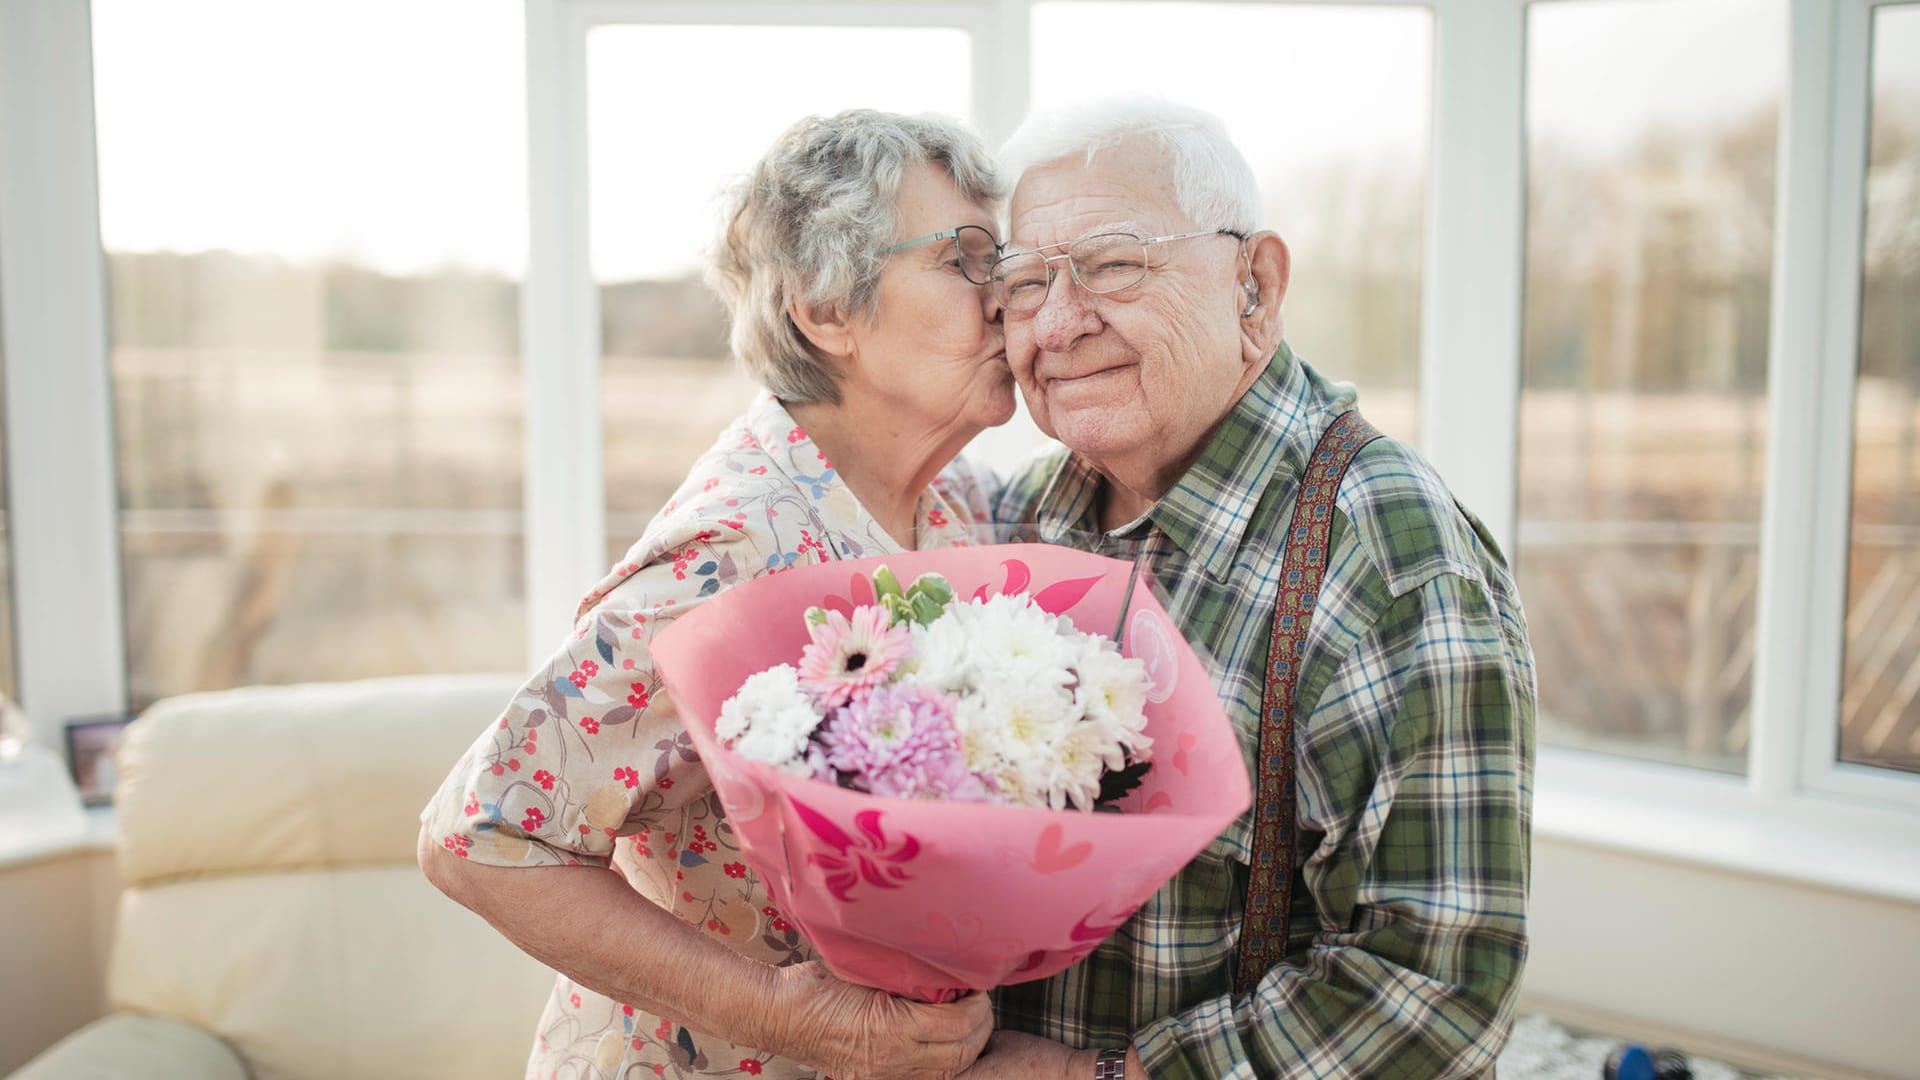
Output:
[1534, 747, 1920, 906]
[0, 806, 115, 871]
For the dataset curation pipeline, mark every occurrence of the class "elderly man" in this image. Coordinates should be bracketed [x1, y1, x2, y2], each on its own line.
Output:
[969, 99, 1536, 1080]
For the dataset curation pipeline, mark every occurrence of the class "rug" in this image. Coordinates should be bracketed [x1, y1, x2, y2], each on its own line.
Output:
[1497, 1015, 1809, 1080]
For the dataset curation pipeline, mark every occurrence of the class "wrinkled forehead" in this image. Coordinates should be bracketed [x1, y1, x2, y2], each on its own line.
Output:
[1006, 142, 1186, 250]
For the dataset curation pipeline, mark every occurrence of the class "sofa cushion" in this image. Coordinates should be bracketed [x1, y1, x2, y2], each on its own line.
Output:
[115, 674, 524, 887]
[8, 1013, 249, 1080]
[112, 863, 552, 1080]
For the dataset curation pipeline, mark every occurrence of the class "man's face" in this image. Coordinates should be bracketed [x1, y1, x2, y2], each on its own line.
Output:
[1003, 147, 1252, 476]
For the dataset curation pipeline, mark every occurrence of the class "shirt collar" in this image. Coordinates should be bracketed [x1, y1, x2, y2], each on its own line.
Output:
[746, 392, 980, 556]
[1023, 343, 1353, 580]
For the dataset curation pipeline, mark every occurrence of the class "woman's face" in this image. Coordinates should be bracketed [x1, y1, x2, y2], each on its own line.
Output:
[839, 162, 1014, 438]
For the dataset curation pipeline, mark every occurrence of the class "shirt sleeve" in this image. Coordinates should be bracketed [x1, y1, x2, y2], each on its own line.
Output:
[420, 530, 768, 869]
[1133, 572, 1535, 1080]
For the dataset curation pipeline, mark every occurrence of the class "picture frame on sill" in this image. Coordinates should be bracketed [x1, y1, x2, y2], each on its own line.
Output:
[64, 715, 134, 808]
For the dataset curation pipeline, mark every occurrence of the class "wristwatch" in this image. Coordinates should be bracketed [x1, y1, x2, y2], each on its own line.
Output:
[1093, 1048, 1128, 1080]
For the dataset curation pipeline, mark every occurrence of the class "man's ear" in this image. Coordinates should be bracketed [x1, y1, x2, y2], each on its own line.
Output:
[1239, 231, 1291, 363]
[788, 294, 855, 361]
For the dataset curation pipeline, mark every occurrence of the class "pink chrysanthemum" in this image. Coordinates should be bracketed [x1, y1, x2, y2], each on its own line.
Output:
[797, 606, 912, 709]
[822, 684, 989, 801]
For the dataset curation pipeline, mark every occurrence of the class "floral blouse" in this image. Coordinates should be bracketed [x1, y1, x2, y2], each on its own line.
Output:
[421, 392, 997, 1080]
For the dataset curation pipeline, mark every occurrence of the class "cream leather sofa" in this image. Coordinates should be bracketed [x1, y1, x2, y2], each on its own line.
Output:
[11, 675, 555, 1080]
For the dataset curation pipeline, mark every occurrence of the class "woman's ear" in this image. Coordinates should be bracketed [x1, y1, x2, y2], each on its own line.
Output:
[787, 295, 855, 361]
[1238, 231, 1291, 363]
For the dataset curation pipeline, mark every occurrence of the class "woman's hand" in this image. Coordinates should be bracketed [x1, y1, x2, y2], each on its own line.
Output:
[764, 961, 993, 1079]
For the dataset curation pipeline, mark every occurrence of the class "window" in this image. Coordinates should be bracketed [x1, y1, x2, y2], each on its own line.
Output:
[1518, 0, 1784, 773]
[589, 25, 975, 562]
[93, 0, 528, 705]
[1841, 4, 1920, 775]
[1029, 2, 1431, 441]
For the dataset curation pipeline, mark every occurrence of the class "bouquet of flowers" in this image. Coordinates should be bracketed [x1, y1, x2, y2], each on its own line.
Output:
[716, 565, 1155, 812]
[651, 544, 1250, 1001]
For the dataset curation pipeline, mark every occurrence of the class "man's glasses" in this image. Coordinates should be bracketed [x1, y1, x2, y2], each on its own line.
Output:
[991, 229, 1245, 312]
[885, 224, 1001, 286]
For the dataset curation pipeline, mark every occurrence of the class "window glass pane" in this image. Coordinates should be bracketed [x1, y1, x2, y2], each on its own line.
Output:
[590, 25, 974, 562]
[1030, 2, 1430, 442]
[1519, 0, 1783, 773]
[94, 0, 527, 706]
[1842, 4, 1920, 775]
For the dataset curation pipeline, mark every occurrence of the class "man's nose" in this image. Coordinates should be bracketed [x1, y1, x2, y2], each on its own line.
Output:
[1030, 272, 1100, 354]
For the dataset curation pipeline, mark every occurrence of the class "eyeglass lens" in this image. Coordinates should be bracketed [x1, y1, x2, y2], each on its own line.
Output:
[993, 233, 1152, 311]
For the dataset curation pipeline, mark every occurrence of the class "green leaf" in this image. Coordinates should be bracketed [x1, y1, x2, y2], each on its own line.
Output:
[909, 592, 946, 625]
[1095, 761, 1153, 809]
[804, 606, 829, 627]
[873, 565, 905, 602]
[906, 572, 954, 607]
[881, 593, 916, 627]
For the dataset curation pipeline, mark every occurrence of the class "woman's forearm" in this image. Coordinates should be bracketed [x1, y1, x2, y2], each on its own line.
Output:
[416, 828, 783, 1049]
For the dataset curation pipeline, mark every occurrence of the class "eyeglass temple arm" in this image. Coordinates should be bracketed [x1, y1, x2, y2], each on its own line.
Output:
[885, 229, 958, 253]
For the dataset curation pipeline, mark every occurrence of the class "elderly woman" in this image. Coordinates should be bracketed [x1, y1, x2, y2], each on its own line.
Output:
[419, 110, 1009, 1080]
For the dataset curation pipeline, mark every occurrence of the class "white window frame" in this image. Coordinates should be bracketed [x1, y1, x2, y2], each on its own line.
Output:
[0, 0, 1913, 897]
[0, 0, 130, 758]
[1781, 0, 1920, 812]
[1531, 0, 1920, 902]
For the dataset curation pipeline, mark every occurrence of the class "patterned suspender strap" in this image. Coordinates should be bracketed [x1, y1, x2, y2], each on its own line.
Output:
[1235, 409, 1383, 999]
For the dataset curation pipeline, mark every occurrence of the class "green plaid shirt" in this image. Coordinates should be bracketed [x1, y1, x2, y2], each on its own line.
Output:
[992, 345, 1536, 1080]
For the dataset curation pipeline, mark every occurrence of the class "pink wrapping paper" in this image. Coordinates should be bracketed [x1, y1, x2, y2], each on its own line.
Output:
[651, 544, 1251, 1001]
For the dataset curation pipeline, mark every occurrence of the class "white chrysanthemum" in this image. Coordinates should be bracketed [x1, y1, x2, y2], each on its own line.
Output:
[1038, 722, 1111, 810]
[956, 675, 1079, 808]
[717, 664, 824, 768]
[1073, 644, 1153, 759]
[904, 616, 976, 693]
[962, 594, 1078, 672]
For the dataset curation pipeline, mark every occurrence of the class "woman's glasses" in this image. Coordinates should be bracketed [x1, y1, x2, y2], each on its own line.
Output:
[884, 224, 1001, 286]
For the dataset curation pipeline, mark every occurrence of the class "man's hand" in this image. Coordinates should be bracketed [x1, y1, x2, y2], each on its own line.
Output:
[764, 961, 994, 1079]
[955, 1031, 1103, 1080]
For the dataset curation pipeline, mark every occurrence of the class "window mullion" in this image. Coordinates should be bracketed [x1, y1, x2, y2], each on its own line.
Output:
[1749, 0, 1861, 801]
[522, 0, 606, 665]
[0, 0, 130, 751]
[979, 0, 1030, 150]
[1420, 0, 1525, 555]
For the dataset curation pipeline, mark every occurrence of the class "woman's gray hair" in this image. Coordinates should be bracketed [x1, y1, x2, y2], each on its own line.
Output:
[997, 97, 1261, 236]
[709, 109, 1002, 404]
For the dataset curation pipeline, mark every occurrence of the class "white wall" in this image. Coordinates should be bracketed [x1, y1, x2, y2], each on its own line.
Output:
[0, 849, 117, 1075]
[1524, 836, 1920, 1080]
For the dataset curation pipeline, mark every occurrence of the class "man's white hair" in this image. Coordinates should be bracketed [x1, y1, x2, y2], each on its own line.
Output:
[997, 96, 1262, 234]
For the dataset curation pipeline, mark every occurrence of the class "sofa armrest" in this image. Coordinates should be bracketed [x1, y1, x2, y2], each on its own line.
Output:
[8, 1014, 247, 1080]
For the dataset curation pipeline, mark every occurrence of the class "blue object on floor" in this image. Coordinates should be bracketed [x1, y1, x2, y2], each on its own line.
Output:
[1606, 1045, 1656, 1080]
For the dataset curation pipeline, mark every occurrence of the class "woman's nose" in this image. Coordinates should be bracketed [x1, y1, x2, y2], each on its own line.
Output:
[980, 277, 1003, 324]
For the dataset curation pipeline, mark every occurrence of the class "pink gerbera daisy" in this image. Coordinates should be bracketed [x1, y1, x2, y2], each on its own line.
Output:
[797, 606, 912, 708]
